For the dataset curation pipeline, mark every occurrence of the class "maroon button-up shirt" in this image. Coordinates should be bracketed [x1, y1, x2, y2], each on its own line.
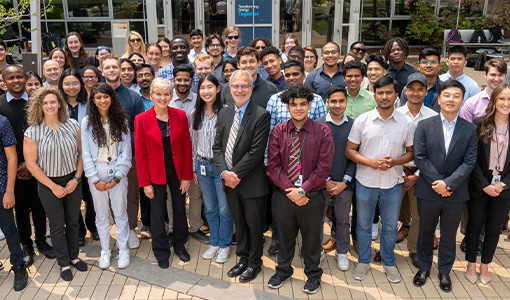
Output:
[268, 118, 334, 192]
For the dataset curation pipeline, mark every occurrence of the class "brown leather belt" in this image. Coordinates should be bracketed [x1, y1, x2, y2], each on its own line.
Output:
[278, 188, 322, 198]
[198, 156, 214, 163]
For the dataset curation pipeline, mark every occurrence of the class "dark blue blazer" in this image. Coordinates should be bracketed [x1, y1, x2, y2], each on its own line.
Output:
[413, 115, 478, 202]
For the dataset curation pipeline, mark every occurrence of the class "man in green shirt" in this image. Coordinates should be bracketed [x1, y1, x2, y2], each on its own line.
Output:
[344, 60, 376, 119]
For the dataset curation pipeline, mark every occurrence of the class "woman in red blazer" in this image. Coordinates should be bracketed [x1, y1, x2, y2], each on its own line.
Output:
[134, 78, 193, 268]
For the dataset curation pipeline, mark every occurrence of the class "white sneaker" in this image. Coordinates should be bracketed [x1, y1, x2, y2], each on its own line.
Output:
[128, 230, 140, 249]
[372, 223, 379, 240]
[337, 253, 350, 271]
[0, 229, 5, 240]
[118, 249, 130, 269]
[216, 247, 230, 263]
[202, 245, 220, 260]
[99, 250, 111, 269]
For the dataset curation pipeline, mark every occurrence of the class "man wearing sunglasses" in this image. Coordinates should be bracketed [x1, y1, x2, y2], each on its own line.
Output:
[350, 41, 367, 61]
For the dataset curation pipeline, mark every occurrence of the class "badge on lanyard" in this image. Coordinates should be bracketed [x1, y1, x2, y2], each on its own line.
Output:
[108, 167, 115, 177]
[295, 174, 303, 187]
[200, 164, 206, 176]
[491, 174, 501, 185]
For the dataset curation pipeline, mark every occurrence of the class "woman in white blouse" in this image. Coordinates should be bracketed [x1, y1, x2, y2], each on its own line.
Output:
[81, 83, 132, 270]
[24, 87, 86, 281]
[191, 74, 233, 263]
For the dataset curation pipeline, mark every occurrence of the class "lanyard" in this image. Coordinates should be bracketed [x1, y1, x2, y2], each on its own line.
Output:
[495, 124, 508, 172]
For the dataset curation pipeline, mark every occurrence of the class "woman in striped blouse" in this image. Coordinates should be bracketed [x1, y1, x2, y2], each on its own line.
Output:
[191, 74, 232, 263]
[23, 87, 87, 281]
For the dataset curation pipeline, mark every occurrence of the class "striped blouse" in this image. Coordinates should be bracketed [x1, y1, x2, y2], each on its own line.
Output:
[25, 119, 80, 177]
[190, 109, 218, 166]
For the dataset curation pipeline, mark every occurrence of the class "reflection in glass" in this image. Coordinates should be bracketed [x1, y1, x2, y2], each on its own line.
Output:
[280, 0, 303, 49]
[362, 0, 391, 18]
[42, 0, 65, 19]
[311, 2, 335, 49]
[171, 0, 196, 38]
[67, 22, 112, 47]
[360, 20, 390, 46]
[112, 0, 145, 19]
[206, 0, 228, 35]
[439, 0, 483, 17]
[67, 0, 109, 18]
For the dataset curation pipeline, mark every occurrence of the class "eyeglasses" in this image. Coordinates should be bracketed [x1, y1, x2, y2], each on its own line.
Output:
[223, 68, 236, 73]
[227, 36, 239, 40]
[352, 47, 366, 53]
[304, 56, 316, 60]
[83, 75, 97, 80]
[255, 46, 266, 50]
[63, 82, 80, 88]
[209, 43, 222, 48]
[175, 78, 191, 83]
[419, 60, 439, 65]
[136, 73, 153, 79]
[97, 46, 111, 52]
[130, 38, 141, 43]
[231, 84, 251, 91]
[323, 50, 339, 55]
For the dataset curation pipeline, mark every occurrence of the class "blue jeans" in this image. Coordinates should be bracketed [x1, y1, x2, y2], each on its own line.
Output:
[195, 157, 233, 248]
[0, 192, 24, 267]
[356, 181, 402, 266]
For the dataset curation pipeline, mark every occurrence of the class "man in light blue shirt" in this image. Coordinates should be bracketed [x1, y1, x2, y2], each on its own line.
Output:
[439, 46, 480, 101]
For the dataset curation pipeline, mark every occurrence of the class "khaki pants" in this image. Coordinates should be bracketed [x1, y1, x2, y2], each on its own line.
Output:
[400, 187, 419, 253]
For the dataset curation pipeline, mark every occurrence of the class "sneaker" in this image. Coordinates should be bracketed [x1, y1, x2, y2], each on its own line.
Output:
[353, 262, 370, 280]
[128, 230, 140, 249]
[118, 250, 130, 269]
[22, 244, 35, 267]
[267, 274, 290, 289]
[190, 230, 210, 244]
[202, 245, 220, 260]
[0, 228, 5, 240]
[216, 247, 230, 263]
[11, 265, 28, 291]
[303, 277, 321, 294]
[382, 264, 401, 283]
[337, 253, 350, 271]
[372, 223, 379, 240]
[268, 240, 279, 255]
[99, 250, 111, 269]
[141, 225, 151, 239]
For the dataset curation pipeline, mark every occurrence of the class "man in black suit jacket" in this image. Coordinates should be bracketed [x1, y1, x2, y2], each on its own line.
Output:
[213, 70, 271, 283]
[413, 80, 478, 292]
[0, 65, 55, 265]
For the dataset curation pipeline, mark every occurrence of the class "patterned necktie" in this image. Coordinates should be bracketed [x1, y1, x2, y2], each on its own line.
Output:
[288, 129, 301, 184]
[225, 108, 241, 170]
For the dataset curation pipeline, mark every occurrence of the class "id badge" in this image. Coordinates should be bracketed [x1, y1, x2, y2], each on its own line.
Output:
[295, 174, 303, 187]
[108, 167, 115, 177]
[491, 174, 501, 185]
[200, 165, 206, 176]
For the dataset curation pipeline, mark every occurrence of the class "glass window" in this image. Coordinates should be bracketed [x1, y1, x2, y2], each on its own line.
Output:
[279, 0, 303, 53]
[487, 0, 510, 15]
[129, 22, 147, 42]
[439, 0, 483, 17]
[171, 0, 195, 37]
[311, 1, 335, 49]
[112, 0, 146, 19]
[67, 0, 109, 18]
[362, 0, 391, 18]
[394, 0, 431, 15]
[43, 0, 65, 19]
[360, 20, 390, 46]
[205, 0, 227, 35]
[67, 22, 112, 47]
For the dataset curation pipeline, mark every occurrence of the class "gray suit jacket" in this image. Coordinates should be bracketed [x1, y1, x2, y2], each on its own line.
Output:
[413, 115, 478, 202]
[213, 100, 271, 198]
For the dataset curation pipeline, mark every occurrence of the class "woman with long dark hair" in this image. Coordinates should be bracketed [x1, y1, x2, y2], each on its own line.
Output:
[120, 58, 139, 92]
[64, 32, 94, 72]
[466, 83, 510, 284]
[81, 83, 132, 269]
[25, 71, 43, 96]
[191, 75, 232, 263]
[158, 37, 172, 67]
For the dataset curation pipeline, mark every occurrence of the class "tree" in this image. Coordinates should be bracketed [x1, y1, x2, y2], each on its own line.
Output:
[0, 0, 53, 36]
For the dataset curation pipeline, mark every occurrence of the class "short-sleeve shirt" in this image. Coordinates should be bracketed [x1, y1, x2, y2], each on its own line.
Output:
[348, 108, 415, 189]
[24, 119, 80, 177]
[0, 115, 17, 193]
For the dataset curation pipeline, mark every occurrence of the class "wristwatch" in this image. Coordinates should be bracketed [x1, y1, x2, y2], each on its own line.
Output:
[298, 187, 305, 197]
[446, 185, 452, 192]
[113, 176, 121, 184]
[73, 176, 81, 183]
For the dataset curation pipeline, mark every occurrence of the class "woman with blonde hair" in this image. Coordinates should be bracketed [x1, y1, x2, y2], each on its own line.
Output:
[222, 26, 241, 60]
[146, 43, 163, 75]
[123, 31, 146, 59]
[24, 87, 86, 281]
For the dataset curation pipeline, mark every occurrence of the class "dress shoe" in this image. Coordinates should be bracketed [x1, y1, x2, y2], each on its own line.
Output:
[465, 272, 478, 284]
[460, 238, 467, 253]
[396, 226, 409, 243]
[177, 250, 190, 262]
[239, 267, 261, 283]
[190, 230, 210, 244]
[374, 250, 382, 263]
[157, 259, 169, 269]
[438, 273, 452, 292]
[78, 237, 85, 247]
[268, 240, 279, 255]
[92, 232, 100, 241]
[409, 252, 419, 268]
[413, 270, 430, 287]
[323, 236, 336, 251]
[227, 263, 247, 277]
[60, 268, 73, 281]
[477, 240, 483, 256]
[22, 244, 35, 267]
[479, 274, 491, 285]
[70, 259, 88, 272]
[36, 240, 56, 259]
[433, 233, 439, 250]
[352, 240, 359, 254]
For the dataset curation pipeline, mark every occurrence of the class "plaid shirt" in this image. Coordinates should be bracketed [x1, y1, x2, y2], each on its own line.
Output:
[264, 91, 327, 165]
[157, 61, 199, 88]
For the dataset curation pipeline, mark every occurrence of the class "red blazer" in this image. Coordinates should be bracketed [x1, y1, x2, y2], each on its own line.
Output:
[135, 107, 193, 187]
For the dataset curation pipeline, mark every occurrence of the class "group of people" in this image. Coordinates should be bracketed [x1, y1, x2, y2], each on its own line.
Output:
[1, 24, 510, 296]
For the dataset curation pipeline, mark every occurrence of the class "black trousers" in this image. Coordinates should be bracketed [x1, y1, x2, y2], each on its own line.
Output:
[79, 174, 97, 238]
[38, 173, 82, 267]
[225, 187, 265, 269]
[273, 189, 325, 280]
[417, 198, 464, 274]
[140, 187, 151, 226]
[14, 177, 47, 245]
[151, 176, 189, 261]
[466, 193, 510, 264]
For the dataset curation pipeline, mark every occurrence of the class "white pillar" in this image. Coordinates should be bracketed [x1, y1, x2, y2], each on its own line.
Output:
[350, 0, 361, 40]
[146, 0, 158, 42]
[30, 0, 42, 74]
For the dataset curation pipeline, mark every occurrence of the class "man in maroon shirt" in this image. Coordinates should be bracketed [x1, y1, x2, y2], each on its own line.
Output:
[267, 84, 334, 294]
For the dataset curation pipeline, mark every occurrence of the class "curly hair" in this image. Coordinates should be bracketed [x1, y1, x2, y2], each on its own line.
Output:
[27, 87, 69, 126]
[479, 84, 510, 144]
[280, 84, 314, 104]
[88, 83, 129, 147]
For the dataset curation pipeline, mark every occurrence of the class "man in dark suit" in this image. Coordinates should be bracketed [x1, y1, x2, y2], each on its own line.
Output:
[0, 65, 55, 265]
[213, 70, 271, 283]
[413, 80, 478, 292]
